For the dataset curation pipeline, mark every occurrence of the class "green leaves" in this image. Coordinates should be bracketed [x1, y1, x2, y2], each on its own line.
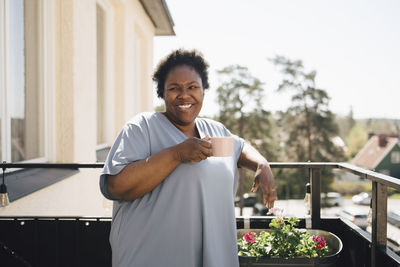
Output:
[271, 55, 345, 163]
[238, 217, 329, 259]
[270, 55, 346, 196]
[215, 64, 278, 201]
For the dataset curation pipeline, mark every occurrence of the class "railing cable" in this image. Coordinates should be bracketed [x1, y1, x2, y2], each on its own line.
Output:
[0, 240, 33, 267]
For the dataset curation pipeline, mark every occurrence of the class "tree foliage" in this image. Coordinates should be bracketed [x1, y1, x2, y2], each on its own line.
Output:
[154, 103, 165, 112]
[216, 65, 278, 160]
[345, 124, 368, 159]
[271, 56, 345, 196]
[336, 107, 356, 140]
[215, 65, 278, 202]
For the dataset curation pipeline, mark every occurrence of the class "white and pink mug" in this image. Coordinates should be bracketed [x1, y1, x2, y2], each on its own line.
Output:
[210, 137, 233, 157]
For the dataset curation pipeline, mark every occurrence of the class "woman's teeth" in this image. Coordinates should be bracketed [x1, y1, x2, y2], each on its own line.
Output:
[178, 104, 192, 109]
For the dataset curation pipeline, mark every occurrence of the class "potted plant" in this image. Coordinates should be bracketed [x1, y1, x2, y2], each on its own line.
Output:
[237, 208, 342, 267]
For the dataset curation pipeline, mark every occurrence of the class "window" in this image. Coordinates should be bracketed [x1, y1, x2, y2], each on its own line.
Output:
[391, 151, 400, 164]
[1, 0, 44, 162]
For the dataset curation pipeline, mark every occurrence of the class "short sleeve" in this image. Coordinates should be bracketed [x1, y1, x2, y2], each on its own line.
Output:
[232, 134, 245, 164]
[99, 120, 150, 200]
[222, 127, 245, 164]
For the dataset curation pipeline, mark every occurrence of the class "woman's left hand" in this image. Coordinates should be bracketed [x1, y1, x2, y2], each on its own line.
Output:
[250, 164, 277, 209]
[238, 142, 278, 209]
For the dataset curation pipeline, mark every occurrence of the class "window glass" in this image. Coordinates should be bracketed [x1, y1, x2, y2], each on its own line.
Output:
[7, 0, 25, 162]
[6, 0, 43, 162]
[0, 4, 3, 161]
[391, 151, 400, 164]
[0, 101, 2, 161]
[0, 83, 2, 159]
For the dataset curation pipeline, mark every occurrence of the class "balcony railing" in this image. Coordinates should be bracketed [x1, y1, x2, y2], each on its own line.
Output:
[1, 162, 400, 266]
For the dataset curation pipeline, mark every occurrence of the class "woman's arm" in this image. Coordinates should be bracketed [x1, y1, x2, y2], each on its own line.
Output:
[107, 137, 212, 201]
[238, 142, 277, 209]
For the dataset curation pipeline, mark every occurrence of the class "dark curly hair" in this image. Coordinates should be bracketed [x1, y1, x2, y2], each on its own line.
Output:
[153, 49, 210, 98]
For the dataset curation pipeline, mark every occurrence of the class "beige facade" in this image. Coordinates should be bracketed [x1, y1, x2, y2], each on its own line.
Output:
[55, 0, 162, 163]
[0, 0, 174, 216]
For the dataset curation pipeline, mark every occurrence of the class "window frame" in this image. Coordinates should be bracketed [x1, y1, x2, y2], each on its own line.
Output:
[96, 0, 113, 149]
[0, 0, 6, 161]
[0, 0, 55, 165]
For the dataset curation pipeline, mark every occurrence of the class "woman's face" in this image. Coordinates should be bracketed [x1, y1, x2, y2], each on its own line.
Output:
[163, 65, 204, 127]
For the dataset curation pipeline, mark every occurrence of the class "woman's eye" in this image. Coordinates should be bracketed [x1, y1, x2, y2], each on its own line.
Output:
[189, 85, 199, 89]
[168, 87, 177, 91]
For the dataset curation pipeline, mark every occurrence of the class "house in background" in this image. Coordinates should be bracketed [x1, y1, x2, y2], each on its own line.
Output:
[0, 0, 174, 216]
[352, 133, 400, 179]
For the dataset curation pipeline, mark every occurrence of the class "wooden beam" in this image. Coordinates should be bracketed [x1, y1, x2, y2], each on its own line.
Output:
[310, 168, 321, 229]
[371, 181, 387, 267]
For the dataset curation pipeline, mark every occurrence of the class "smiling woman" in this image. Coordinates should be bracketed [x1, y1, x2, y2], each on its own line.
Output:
[99, 49, 277, 267]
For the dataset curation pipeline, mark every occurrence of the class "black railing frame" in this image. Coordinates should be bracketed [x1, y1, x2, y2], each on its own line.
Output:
[1, 161, 400, 267]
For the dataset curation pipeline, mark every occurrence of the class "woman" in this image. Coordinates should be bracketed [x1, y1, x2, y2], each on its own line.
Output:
[100, 49, 277, 267]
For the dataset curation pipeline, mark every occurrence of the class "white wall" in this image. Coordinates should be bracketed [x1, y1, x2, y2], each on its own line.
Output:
[1, 0, 158, 216]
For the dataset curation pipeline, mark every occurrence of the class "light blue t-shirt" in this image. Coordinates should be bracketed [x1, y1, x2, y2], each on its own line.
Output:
[100, 112, 244, 267]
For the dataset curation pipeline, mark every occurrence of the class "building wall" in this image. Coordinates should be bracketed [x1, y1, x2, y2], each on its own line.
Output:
[113, 0, 154, 137]
[55, 0, 155, 163]
[376, 144, 400, 179]
[1, 0, 159, 216]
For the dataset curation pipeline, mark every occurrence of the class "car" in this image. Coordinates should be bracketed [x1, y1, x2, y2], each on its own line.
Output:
[234, 193, 257, 207]
[338, 207, 368, 229]
[253, 202, 268, 216]
[352, 192, 371, 205]
[321, 192, 343, 207]
[388, 210, 400, 228]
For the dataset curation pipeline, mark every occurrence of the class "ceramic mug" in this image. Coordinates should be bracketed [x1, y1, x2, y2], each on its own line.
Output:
[210, 137, 233, 157]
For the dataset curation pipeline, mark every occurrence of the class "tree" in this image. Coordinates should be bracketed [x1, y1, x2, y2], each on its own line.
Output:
[215, 65, 278, 211]
[154, 103, 165, 112]
[345, 123, 368, 159]
[216, 65, 277, 157]
[271, 56, 345, 195]
[337, 106, 356, 140]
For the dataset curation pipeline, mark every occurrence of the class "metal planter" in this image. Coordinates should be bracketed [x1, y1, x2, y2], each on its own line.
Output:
[237, 229, 343, 267]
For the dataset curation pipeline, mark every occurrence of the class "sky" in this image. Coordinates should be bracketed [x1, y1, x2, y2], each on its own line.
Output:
[153, 0, 400, 120]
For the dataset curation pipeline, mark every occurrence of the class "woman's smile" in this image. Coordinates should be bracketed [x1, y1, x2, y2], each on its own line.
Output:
[177, 104, 193, 109]
[176, 103, 195, 113]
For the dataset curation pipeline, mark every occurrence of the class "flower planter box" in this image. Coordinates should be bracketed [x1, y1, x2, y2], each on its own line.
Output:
[237, 229, 343, 267]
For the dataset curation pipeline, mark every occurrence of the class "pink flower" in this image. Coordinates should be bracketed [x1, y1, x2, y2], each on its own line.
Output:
[244, 232, 256, 243]
[313, 236, 326, 250]
[267, 207, 284, 217]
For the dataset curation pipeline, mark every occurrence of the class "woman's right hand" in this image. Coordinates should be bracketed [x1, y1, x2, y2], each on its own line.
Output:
[174, 136, 212, 163]
[108, 137, 212, 200]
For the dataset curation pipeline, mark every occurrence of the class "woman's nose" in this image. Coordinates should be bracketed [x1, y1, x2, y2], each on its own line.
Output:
[177, 88, 190, 98]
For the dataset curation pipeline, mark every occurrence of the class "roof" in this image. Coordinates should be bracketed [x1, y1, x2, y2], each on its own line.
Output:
[139, 0, 175, 36]
[352, 135, 399, 169]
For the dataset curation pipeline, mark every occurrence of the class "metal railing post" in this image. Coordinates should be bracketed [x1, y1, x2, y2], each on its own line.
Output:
[310, 168, 321, 229]
[371, 181, 387, 267]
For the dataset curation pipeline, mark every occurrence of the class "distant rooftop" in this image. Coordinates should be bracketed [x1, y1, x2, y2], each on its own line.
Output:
[353, 134, 400, 169]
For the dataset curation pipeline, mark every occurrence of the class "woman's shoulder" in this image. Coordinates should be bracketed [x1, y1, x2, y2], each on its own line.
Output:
[196, 117, 232, 137]
[125, 112, 159, 126]
[121, 112, 162, 133]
